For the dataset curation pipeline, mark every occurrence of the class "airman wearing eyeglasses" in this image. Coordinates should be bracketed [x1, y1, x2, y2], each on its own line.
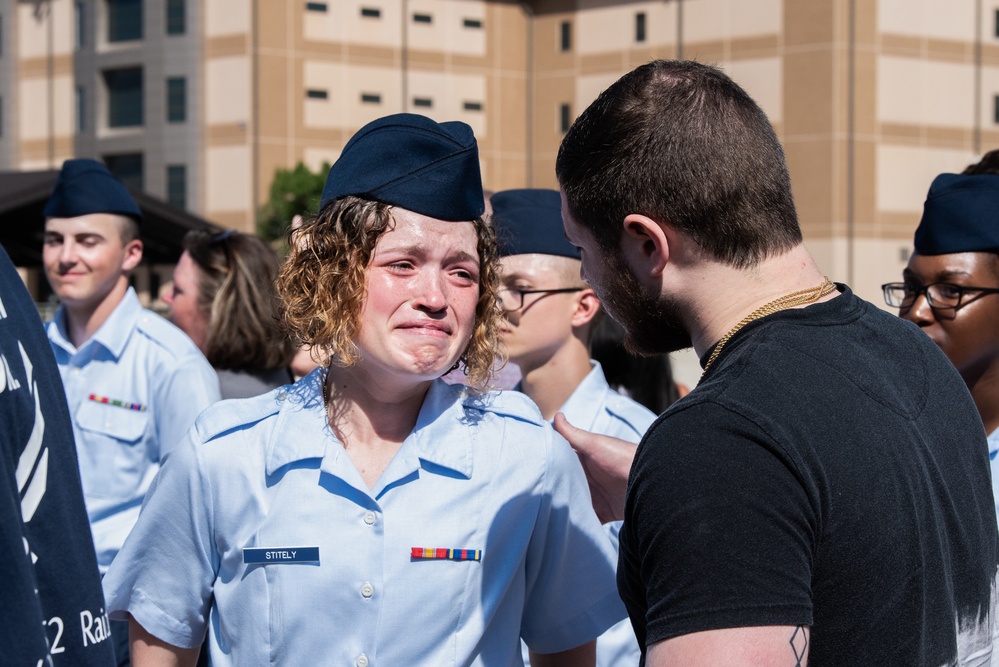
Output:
[883, 172, 999, 524]
[492, 188, 655, 667]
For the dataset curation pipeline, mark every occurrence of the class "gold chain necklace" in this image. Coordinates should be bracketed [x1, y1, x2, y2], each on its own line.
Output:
[701, 277, 836, 377]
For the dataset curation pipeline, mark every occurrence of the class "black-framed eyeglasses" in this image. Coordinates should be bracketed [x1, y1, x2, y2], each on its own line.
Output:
[881, 282, 999, 311]
[497, 287, 584, 313]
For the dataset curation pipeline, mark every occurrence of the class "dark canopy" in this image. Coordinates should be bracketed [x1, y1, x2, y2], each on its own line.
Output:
[0, 169, 221, 267]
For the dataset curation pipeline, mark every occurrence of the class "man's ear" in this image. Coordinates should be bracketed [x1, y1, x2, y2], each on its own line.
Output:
[621, 213, 668, 277]
[570, 288, 601, 328]
[121, 238, 144, 273]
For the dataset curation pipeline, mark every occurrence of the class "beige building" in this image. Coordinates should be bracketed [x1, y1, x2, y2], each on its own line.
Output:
[4, 0, 999, 381]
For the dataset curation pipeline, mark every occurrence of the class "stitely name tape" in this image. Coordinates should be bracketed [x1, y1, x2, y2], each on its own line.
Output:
[243, 546, 320, 564]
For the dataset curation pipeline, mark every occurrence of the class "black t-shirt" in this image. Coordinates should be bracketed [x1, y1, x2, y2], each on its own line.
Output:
[0, 246, 114, 666]
[619, 286, 999, 665]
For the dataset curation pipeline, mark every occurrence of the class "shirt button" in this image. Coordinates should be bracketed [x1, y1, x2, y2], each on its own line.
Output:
[72, 368, 81, 376]
[360, 582, 374, 598]
[356, 655, 369, 667]
[363, 511, 376, 525]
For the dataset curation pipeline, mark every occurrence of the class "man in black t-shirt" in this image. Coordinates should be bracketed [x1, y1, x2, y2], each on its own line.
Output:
[554, 60, 999, 666]
[0, 244, 114, 666]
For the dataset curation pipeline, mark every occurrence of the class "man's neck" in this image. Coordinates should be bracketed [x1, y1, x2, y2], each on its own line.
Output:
[680, 244, 834, 358]
[517, 340, 592, 421]
[64, 281, 130, 349]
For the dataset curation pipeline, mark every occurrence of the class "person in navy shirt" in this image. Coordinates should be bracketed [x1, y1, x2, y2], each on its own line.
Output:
[0, 244, 115, 666]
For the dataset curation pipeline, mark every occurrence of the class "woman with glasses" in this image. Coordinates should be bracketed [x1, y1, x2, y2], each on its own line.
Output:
[883, 172, 999, 527]
[103, 114, 623, 666]
[164, 230, 297, 399]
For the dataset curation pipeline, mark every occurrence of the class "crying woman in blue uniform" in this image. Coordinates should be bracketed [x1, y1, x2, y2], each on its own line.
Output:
[102, 113, 625, 667]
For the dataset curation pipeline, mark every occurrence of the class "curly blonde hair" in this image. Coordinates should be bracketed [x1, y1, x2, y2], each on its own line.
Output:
[277, 196, 502, 391]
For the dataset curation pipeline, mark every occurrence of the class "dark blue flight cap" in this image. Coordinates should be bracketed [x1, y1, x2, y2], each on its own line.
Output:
[492, 189, 580, 259]
[914, 173, 999, 255]
[43, 158, 142, 222]
[319, 113, 484, 221]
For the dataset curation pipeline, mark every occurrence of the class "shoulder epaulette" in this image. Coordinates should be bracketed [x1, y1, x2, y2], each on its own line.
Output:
[134, 309, 205, 359]
[193, 388, 286, 442]
[461, 387, 545, 427]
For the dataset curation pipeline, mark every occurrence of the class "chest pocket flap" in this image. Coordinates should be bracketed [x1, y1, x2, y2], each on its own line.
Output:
[76, 400, 149, 443]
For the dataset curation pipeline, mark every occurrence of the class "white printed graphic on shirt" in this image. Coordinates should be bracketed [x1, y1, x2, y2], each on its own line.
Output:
[15, 340, 48, 526]
[950, 569, 999, 666]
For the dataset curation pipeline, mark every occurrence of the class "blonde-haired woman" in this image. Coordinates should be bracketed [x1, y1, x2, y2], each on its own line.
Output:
[103, 114, 623, 667]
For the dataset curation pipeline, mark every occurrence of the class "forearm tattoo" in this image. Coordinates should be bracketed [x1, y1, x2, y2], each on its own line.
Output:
[789, 625, 808, 667]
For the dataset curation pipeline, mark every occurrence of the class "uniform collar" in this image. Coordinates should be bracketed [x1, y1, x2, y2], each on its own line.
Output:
[557, 361, 608, 431]
[264, 371, 474, 480]
[48, 287, 141, 358]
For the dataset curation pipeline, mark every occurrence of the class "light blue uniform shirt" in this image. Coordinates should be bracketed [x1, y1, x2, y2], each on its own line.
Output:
[103, 371, 625, 666]
[521, 361, 657, 667]
[47, 288, 220, 572]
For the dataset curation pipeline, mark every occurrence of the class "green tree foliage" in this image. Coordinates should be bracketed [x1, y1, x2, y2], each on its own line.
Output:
[257, 161, 330, 242]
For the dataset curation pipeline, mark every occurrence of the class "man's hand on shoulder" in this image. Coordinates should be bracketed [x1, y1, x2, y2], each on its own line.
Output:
[647, 625, 809, 667]
[553, 412, 636, 523]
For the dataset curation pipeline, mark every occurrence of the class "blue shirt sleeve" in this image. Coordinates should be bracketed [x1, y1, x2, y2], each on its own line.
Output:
[104, 430, 216, 649]
[520, 427, 628, 652]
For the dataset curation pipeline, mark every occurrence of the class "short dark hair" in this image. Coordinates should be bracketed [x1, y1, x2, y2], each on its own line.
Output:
[556, 60, 802, 268]
[184, 230, 297, 372]
[963, 149, 999, 176]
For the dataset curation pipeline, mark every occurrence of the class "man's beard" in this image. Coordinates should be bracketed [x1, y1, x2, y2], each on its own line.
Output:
[598, 249, 692, 356]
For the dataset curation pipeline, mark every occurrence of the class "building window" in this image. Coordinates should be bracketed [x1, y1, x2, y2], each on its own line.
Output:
[105, 67, 143, 127]
[76, 86, 85, 131]
[104, 153, 143, 190]
[560, 21, 571, 51]
[412, 97, 432, 108]
[413, 13, 432, 24]
[463, 18, 482, 29]
[167, 164, 186, 209]
[994, 95, 999, 124]
[306, 89, 328, 99]
[75, 2, 85, 48]
[463, 101, 482, 112]
[166, 77, 186, 122]
[107, 0, 142, 42]
[995, 9, 999, 38]
[636, 12, 646, 43]
[306, 2, 327, 11]
[360, 7, 380, 18]
[166, 0, 185, 35]
[361, 93, 381, 104]
[559, 103, 571, 133]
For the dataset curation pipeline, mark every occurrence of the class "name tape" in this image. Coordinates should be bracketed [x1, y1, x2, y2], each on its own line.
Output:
[243, 546, 320, 564]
